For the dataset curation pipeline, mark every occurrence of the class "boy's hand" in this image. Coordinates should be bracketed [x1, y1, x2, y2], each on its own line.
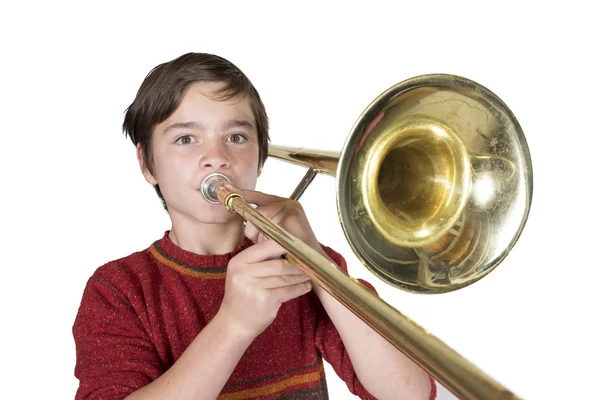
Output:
[218, 239, 312, 339]
[227, 185, 325, 256]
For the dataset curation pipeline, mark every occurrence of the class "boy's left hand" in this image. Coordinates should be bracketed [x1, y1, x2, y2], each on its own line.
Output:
[227, 184, 325, 256]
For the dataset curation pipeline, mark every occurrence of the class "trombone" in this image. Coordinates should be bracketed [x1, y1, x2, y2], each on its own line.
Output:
[201, 74, 532, 399]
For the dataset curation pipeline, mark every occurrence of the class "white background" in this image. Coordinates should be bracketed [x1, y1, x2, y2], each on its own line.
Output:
[1, 1, 598, 399]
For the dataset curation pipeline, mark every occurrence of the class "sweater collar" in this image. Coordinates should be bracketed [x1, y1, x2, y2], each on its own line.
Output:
[150, 230, 253, 269]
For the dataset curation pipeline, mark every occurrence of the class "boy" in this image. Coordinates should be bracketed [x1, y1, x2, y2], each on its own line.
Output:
[73, 52, 435, 400]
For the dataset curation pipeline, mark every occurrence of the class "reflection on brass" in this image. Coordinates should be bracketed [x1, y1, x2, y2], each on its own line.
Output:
[215, 74, 532, 399]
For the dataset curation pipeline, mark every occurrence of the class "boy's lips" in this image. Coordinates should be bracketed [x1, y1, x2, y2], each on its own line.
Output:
[199, 173, 232, 204]
[199, 173, 234, 187]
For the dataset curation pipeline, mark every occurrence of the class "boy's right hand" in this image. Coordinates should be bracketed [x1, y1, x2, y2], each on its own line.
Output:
[217, 239, 312, 339]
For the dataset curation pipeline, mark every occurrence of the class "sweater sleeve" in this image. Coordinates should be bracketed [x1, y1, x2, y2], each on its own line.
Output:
[72, 273, 163, 400]
[314, 246, 437, 400]
[313, 246, 378, 400]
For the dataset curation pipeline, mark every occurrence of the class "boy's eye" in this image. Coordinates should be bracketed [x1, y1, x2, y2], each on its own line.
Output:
[176, 135, 194, 145]
[227, 133, 248, 143]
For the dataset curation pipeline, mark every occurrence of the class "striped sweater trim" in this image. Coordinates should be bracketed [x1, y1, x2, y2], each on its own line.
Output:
[218, 363, 326, 400]
[149, 241, 227, 279]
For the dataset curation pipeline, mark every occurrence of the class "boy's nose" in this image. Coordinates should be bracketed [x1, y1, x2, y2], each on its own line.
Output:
[200, 144, 230, 170]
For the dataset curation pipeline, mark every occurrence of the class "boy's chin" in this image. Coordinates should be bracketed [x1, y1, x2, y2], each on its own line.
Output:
[196, 207, 242, 224]
[167, 203, 242, 225]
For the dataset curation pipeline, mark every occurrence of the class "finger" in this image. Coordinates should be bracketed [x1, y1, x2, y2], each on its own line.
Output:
[245, 199, 306, 244]
[258, 274, 311, 289]
[251, 258, 306, 278]
[234, 239, 288, 263]
[245, 225, 275, 244]
[270, 281, 312, 303]
[228, 185, 287, 206]
[244, 221, 263, 243]
[244, 202, 290, 242]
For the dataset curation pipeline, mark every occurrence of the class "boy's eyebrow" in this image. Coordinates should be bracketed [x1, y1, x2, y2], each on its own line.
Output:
[222, 119, 255, 131]
[163, 121, 200, 135]
[162, 120, 255, 135]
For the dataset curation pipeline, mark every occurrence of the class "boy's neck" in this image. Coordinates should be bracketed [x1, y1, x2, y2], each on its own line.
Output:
[167, 218, 246, 256]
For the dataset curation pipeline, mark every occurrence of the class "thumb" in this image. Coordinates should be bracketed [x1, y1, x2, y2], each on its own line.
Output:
[244, 221, 270, 243]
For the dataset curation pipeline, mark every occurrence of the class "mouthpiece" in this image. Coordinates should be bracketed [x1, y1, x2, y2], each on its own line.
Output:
[200, 173, 231, 204]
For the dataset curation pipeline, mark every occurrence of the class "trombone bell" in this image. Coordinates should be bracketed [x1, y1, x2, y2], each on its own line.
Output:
[269, 74, 533, 294]
[362, 115, 471, 248]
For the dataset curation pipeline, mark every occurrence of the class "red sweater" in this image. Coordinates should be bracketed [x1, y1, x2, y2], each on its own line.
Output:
[73, 232, 436, 399]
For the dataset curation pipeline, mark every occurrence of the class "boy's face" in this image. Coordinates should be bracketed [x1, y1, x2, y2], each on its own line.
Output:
[140, 81, 261, 224]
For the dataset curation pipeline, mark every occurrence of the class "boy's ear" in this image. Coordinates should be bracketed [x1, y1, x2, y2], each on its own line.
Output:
[136, 144, 158, 185]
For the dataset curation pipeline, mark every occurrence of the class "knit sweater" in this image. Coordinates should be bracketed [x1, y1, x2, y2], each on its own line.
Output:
[73, 231, 436, 399]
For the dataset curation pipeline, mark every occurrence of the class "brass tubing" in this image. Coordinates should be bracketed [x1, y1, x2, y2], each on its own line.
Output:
[290, 167, 318, 201]
[215, 184, 519, 400]
[268, 145, 340, 176]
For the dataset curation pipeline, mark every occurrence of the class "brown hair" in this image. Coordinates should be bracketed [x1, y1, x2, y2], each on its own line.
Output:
[122, 52, 270, 210]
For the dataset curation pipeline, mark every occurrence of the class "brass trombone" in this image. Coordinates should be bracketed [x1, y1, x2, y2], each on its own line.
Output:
[201, 74, 532, 399]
